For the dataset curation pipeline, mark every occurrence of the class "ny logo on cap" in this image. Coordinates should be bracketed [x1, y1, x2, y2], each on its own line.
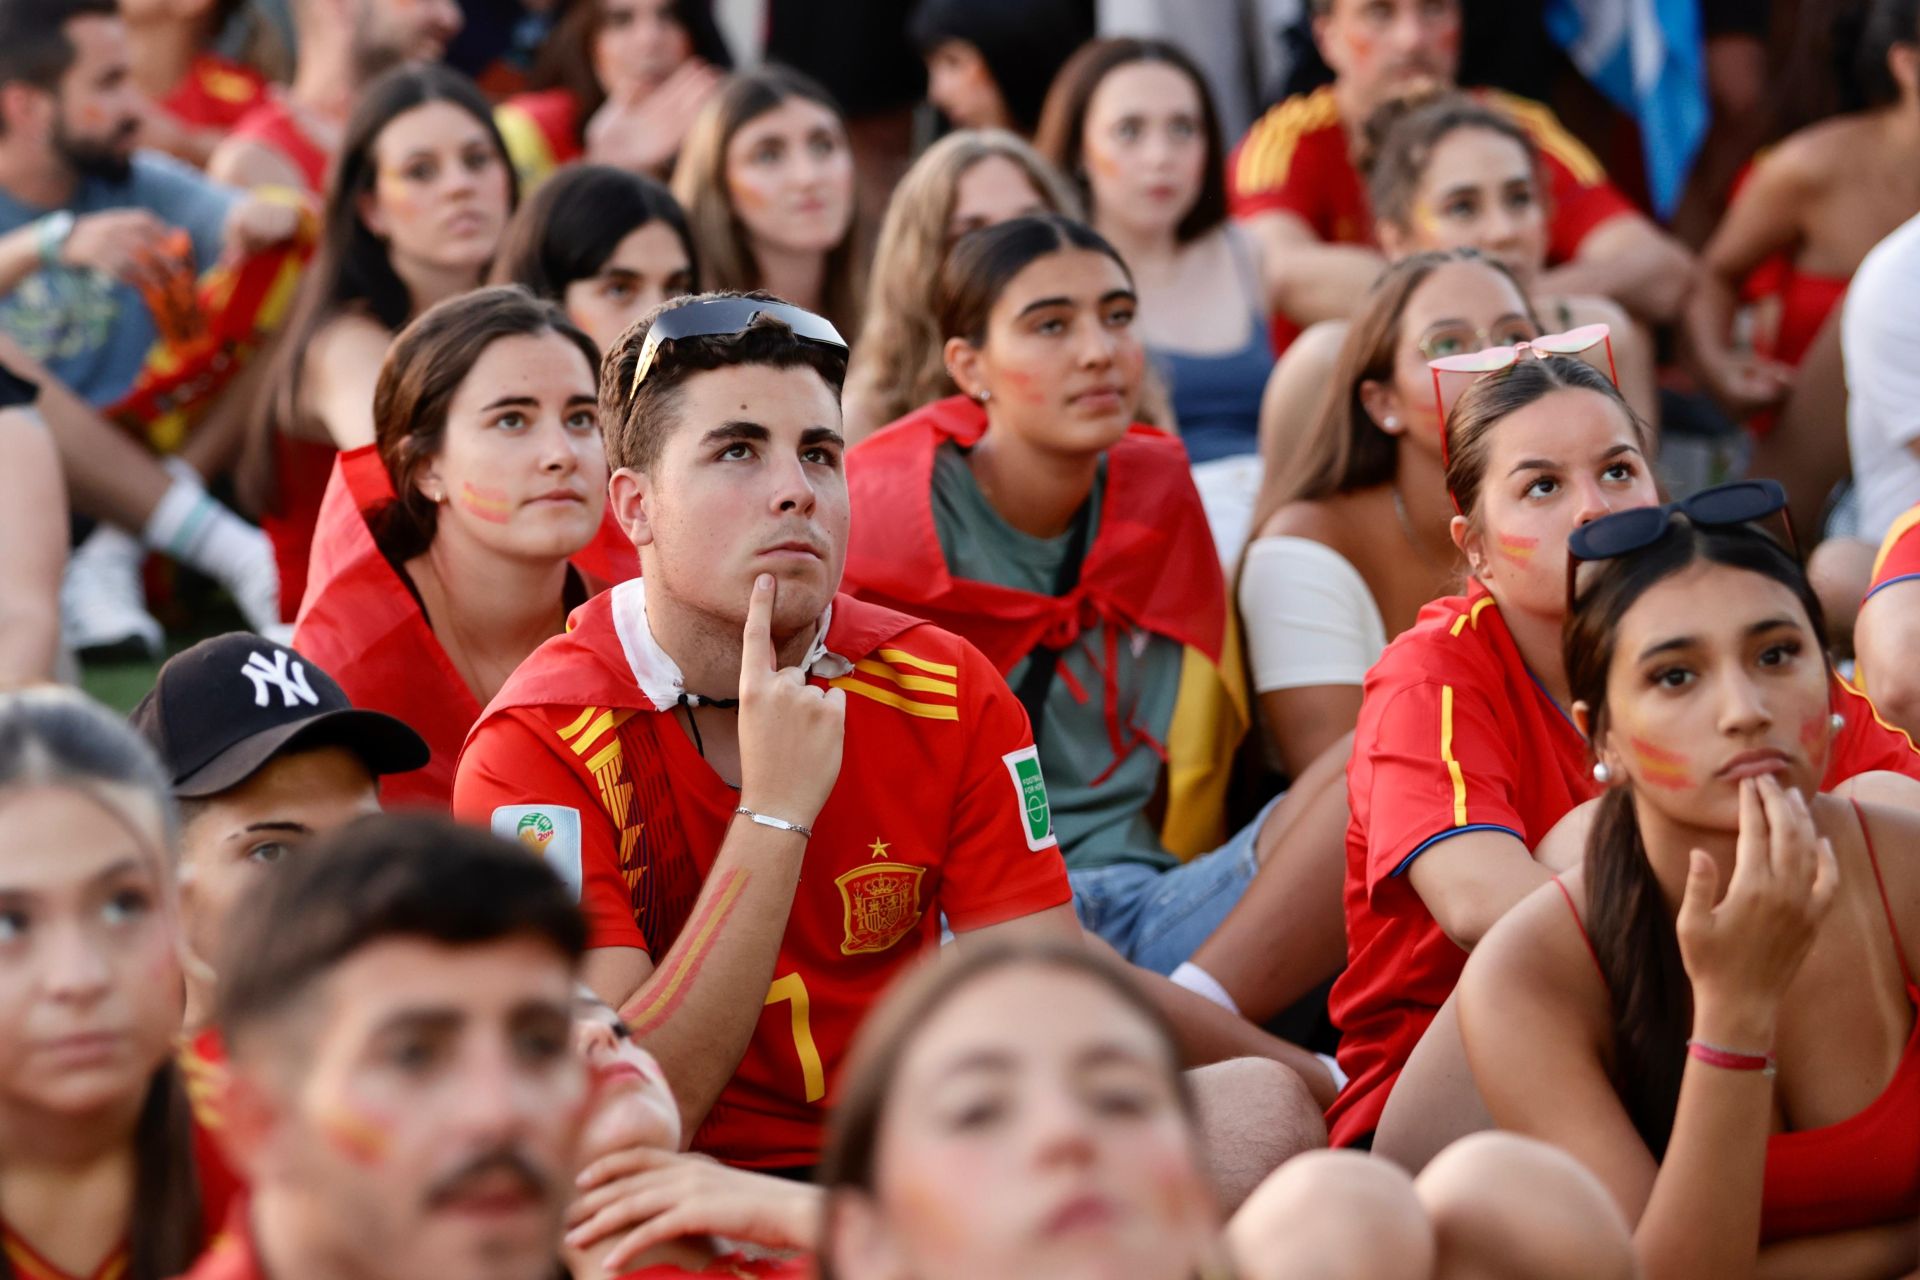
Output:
[240, 650, 319, 709]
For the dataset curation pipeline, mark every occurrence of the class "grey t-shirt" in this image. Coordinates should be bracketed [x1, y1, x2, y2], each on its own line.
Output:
[929, 441, 1182, 871]
[0, 150, 236, 406]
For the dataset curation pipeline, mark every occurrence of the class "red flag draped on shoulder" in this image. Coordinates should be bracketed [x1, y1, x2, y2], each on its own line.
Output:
[293, 445, 635, 809]
[842, 395, 1248, 857]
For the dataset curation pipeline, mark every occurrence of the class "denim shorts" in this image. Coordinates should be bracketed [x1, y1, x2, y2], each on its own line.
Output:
[1066, 794, 1279, 975]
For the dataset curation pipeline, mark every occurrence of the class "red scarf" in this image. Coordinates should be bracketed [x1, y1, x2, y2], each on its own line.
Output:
[293, 446, 634, 808]
[844, 396, 1226, 668]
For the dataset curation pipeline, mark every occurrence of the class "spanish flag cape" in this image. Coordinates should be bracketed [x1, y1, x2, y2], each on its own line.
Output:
[106, 191, 315, 454]
[495, 88, 584, 190]
[842, 395, 1248, 859]
[293, 445, 638, 810]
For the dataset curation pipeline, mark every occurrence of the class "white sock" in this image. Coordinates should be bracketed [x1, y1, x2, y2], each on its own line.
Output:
[1170, 961, 1241, 1016]
[142, 471, 281, 630]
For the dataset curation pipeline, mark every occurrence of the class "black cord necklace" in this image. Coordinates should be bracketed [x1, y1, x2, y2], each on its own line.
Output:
[675, 692, 739, 759]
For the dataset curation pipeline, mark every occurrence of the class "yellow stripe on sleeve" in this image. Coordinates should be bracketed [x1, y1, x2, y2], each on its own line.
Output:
[830, 676, 961, 719]
[853, 658, 958, 696]
[875, 647, 958, 677]
[1441, 685, 1468, 828]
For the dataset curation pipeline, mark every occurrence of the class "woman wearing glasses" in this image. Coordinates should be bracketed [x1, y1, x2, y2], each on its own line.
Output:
[292, 287, 614, 809]
[1456, 506, 1920, 1277]
[1328, 351, 1920, 1152]
[1256, 93, 1657, 471]
[1240, 250, 1537, 780]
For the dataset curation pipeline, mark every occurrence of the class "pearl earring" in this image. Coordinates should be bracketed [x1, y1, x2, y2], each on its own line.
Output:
[1383, 415, 1400, 429]
[1592, 761, 1612, 784]
[1831, 712, 1847, 733]
[975, 389, 992, 404]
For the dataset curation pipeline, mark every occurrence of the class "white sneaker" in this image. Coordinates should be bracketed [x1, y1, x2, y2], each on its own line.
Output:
[62, 526, 164, 661]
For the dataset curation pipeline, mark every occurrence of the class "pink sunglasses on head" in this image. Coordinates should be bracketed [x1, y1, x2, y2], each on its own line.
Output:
[1427, 322, 1618, 471]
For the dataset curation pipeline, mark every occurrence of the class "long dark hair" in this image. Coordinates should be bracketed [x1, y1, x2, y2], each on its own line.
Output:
[0, 688, 201, 1280]
[370, 285, 601, 563]
[259, 64, 518, 502]
[816, 941, 1191, 1280]
[670, 65, 863, 336]
[1032, 37, 1228, 244]
[491, 163, 699, 305]
[527, 0, 733, 144]
[1565, 521, 1828, 1155]
[934, 212, 1133, 347]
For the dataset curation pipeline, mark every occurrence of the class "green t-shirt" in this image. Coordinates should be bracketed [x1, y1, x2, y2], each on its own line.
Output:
[929, 442, 1180, 871]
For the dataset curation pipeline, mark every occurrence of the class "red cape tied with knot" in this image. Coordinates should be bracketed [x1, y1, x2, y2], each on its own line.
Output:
[841, 395, 1248, 858]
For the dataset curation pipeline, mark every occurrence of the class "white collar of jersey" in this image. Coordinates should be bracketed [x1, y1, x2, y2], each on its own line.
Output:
[607, 577, 852, 712]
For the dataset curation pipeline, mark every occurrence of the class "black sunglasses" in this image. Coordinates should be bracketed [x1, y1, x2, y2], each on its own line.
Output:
[1564, 479, 1796, 615]
[628, 297, 848, 399]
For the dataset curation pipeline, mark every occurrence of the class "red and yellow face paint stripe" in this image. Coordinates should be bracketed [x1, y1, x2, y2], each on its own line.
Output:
[1628, 736, 1693, 791]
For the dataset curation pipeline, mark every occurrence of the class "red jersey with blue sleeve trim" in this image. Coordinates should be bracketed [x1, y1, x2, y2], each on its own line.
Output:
[1330, 581, 1920, 1145]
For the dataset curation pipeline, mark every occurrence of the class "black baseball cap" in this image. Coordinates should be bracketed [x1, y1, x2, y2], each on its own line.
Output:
[132, 633, 430, 799]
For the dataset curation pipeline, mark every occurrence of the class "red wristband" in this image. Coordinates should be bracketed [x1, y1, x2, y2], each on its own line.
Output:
[1687, 1038, 1777, 1076]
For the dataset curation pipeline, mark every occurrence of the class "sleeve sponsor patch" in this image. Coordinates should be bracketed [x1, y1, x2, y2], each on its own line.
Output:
[1001, 746, 1057, 851]
[491, 804, 583, 901]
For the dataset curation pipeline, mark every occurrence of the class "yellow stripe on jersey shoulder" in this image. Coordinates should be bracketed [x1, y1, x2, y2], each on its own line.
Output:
[1871, 504, 1920, 583]
[876, 646, 958, 677]
[1448, 596, 1496, 638]
[1485, 89, 1607, 186]
[830, 675, 961, 720]
[1236, 85, 1340, 196]
[854, 657, 958, 696]
[1440, 684, 1469, 827]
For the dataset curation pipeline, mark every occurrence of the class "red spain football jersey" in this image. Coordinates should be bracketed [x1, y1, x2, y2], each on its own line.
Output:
[1227, 85, 1636, 352]
[1867, 503, 1920, 603]
[454, 582, 1072, 1169]
[1328, 582, 1920, 1146]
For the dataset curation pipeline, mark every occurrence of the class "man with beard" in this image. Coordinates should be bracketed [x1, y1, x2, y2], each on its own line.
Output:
[183, 815, 592, 1279]
[0, 0, 307, 652]
[1227, 0, 1694, 352]
[208, 0, 463, 192]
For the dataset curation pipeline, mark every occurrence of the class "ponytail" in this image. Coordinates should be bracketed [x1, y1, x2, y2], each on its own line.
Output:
[1583, 751, 1691, 1156]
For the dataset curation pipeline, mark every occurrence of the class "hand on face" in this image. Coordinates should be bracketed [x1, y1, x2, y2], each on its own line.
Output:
[736, 574, 846, 827]
[1676, 776, 1838, 1038]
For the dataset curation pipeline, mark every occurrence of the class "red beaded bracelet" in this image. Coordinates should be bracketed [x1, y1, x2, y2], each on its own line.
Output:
[1687, 1039, 1777, 1076]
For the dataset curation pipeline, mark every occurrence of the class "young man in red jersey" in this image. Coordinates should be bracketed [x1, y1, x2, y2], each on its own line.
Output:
[1229, 0, 1693, 350]
[456, 293, 1326, 1185]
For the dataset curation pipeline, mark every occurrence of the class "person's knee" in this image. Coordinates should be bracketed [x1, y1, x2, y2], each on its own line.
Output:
[1415, 1132, 1634, 1280]
[1190, 1057, 1327, 1211]
[1228, 1150, 1434, 1280]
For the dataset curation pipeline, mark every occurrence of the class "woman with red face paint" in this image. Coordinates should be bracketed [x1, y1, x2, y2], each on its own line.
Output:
[292, 287, 618, 810]
[1458, 509, 1920, 1277]
[255, 65, 520, 624]
[0, 688, 239, 1280]
[1034, 39, 1277, 559]
[1330, 349, 1920, 1152]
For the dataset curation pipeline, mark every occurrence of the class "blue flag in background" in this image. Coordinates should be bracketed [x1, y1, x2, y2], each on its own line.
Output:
[1545, 0, 1708, 221]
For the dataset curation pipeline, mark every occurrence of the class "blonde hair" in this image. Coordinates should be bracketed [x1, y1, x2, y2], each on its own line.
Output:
[844, 130, 1080, 438]
[670, 66, 864, 337]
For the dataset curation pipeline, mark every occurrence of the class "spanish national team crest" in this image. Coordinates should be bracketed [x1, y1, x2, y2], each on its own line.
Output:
[835, 861, 927, 956]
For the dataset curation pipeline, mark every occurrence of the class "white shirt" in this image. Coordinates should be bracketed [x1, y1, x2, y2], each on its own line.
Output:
[608, 578, 851, 710]
[1844, 211, 1920, 542]
[1237, 535, 1388, 692]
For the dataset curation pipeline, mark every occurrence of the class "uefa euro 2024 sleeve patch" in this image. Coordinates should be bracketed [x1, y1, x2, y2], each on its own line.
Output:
[1001, 746, 1057, 851]
[492, 804, 583, 901]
